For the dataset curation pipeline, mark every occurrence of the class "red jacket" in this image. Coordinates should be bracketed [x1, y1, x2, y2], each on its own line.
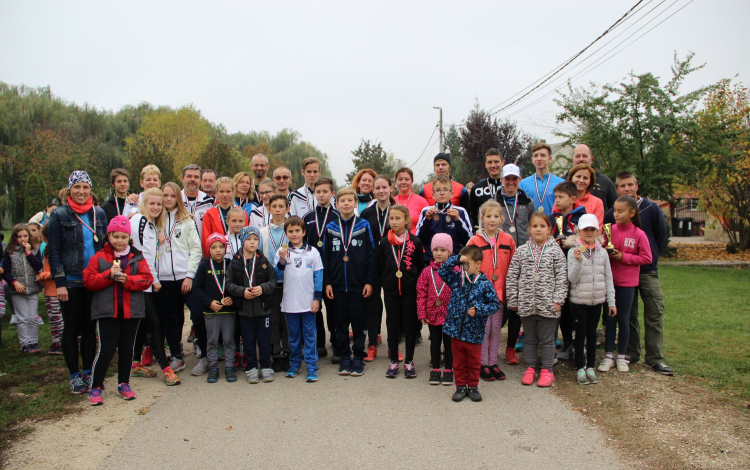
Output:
[467, 230, 516, 303]
[201, 206, 249, 257]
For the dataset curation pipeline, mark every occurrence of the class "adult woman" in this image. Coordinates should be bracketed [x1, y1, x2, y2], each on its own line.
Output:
[351, 169, 376, 216]
[233, 172, 256, 218]
[567, 163, 604, 227]
[393, 167, 428, 235]
[48, 171, 107, 394]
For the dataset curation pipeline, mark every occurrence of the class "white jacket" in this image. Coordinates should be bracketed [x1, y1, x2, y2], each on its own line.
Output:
[182, 189, 214, 238]
[289, 185, 316, 217]
[567, 240, 616, 306]
[130, 214, 160, 291]
[158, 209, 202, 282]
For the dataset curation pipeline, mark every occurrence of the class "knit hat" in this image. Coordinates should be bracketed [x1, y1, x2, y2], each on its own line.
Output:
[577, 214, 599, 231]
[107, 215, 131, 236]
[239, 226, 261, 245]
[434, 153, 451, 167]
[431, 233, 453, 254]
[67, 170, 92, 190]
[207, 232, 227, 248]
[501, 164, 521, 179]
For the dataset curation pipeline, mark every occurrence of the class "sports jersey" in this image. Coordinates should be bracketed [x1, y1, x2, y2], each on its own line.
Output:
[182, 189, 214, 237]
[273, 243, 323, 313]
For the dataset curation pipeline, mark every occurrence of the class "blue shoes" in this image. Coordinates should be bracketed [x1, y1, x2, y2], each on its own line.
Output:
[306, 369, 318, 382]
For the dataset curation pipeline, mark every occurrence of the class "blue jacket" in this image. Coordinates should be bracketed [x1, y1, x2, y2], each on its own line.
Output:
[604, 197, 667, 273]
[322, 215, 376, 292]
[48, 204, 107, 288]
[438, 255, 501, 344]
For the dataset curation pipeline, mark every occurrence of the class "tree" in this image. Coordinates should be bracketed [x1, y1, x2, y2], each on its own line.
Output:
[197, 137, 241, 179]
[346, 139, 391, 184]
[444, 125, 472, 185]
[23, 173, 48, 221]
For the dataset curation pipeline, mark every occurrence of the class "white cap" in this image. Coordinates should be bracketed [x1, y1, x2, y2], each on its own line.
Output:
[577, 214, 599, 230]
[502, 164, 521, 179]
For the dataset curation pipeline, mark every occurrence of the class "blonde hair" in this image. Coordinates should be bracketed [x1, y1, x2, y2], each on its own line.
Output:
[161, 182, 192, 223]
[479, 200, 505, 225]
[336, 187, 357, 201]
[139, 188, 166, 231]
[232, 172, 255, 201]
[390, 204, 412, 230]
[140, 164, 161, 180]
[227, 206, 246, 220]
[215, 176, 235, 192]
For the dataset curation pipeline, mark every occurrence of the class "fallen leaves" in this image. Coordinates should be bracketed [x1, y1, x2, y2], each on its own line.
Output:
[670, 243, 750, 261]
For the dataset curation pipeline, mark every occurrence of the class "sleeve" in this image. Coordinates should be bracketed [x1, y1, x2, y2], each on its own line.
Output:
[476, 282, 501, 319]
[413, 237, 424, 274]
[365, 224, 377, 286]
[567, 247, 582, 284]
[261, 257, 278, 295]
[376, 239, 385, 279]
[469, 188, 479, 230]
[552, 247, 569, 305]
[416, 270, 428, 320]
[272, 248, 285, 282]
[322, 228, 331, 287]
[414, 208, 428, 238]
[27, 251, 43, 272]
[525, 200, 536, 219]
[603, 254, 616, 305]
[200, 212, 214, 258]
[653, 206, 668, 253]
[506, 251, 521, 309]
[459, 188, 471, 216]
[437, 254, 461, 290]
[456, 208, 473, 243]
[192, 263, 213, 309]
[2, 253, 15, 285]
[621, 230, 653, 266]
[83, 252, 112, 292]
[225, 258, 245, 298]
[124, 257, 154, 292]
[185, 222, 202, 279]
[48, 210, 66, 288]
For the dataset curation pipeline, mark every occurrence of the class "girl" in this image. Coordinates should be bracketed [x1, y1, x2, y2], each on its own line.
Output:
[233, 172, 256, 219]
[157, 182, 202, 374]
[506, 212, 568, 387]
[202, 177, 248, 257]
[377, 205, 424, 378]
[351, 168, 376, 216]
[27, 222, 46, 327]
[568, 163, 604, 227]
[467, 200, 516, 382]
[394, 167, 428, 235]
[249, 179, 275, 229]
[129, 188, 181, 386]
[416, 233, 453, 386]
[2, 224, 43, 353]
[568, 214, 616, 384]
[38, 224, 64, 355]
[83, 216, 153, 405]
[598, 196, 652, 373]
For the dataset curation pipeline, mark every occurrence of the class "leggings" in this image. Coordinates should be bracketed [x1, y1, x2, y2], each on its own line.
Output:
[428, 324, 452, 370]
[501, 306, 521, 349]
[92, 317, 140, 389]
[384, 293, 417, 363]
[156, 280, 185, 359]
[558, 299, 573, 344]
[133, 293, 170, 369]
[605, 286, 636, 355]
[61, 287, 96, 375]
[480, 307, 503, 365]
[571, 303, 601, 369]
[45, 295, 64, 344]
[366, 281, 383, 348]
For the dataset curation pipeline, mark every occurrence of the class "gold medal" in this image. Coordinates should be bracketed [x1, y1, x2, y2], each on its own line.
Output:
[578, 245, 587, 253]
[538, 207, 544, 213]
[282, 243, 289, 250]
[317, 240, 323, 248]
[343, 255, 349, 262]
[112, 260, 121, 268]
[222, 297, 230, 305]
[435, 299, 442, 307]
[395, 270, 403, 278]
[94, 235, 99, 243]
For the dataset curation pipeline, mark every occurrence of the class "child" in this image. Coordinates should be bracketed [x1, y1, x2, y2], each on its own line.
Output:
[416, 234, 453, 386]
[468, 200, 516, 382]
[568, 214, 616, 384]
[323, 187, 376, 377]
[249, 179, 275, 229]
[233, 171, 256, 219]
[599, 196, 652, 373]
[438, 246, 501, 402]
[83, 216, 153, 405]
[289, 157, 323, 217]
[2, 224, 43, 353]
[415, 175, 472, 263]
[193, 233, 238, 383]
[274, 217, 324, 382]
[226, 226, 277, 384]
[202, 177, 249, 257]
[506, 212, 568, 387]
[26, 222, 43, 254]
[124, 164, 162, 217]
[102, 168, 138, 221]
[38, 224, 64, 355]
[260, 194, 291, 371]
[377, 205, 424, 378]
[225, 207, 248, 260]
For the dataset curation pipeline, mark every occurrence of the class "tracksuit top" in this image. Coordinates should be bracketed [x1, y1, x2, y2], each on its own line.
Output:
[322, 215, 376, 292]
[130, 214, 161, 292]
[415, 202, 472, 263]
[182, 190, 215, 238]
[376, 233, 424, 296]
[609, 222, 653, 287]
[157, 209, 202, 281]
[604, 197, 667, 274]
[469, 176, 503, 230]
[193, 257, 237, 315]
[289, 185, 318, 218]
[303, 205, 340, 255]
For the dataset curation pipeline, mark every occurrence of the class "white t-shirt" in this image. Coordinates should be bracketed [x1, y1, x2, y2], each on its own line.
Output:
[274, 244, 323, 314]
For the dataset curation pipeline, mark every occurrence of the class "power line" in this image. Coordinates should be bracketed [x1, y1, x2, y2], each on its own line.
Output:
[408, 124, 439, 169]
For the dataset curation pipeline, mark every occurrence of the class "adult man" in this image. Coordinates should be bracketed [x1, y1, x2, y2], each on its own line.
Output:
[102, 168, 138, 221]
[564, 144, 617, 210]
[200, 169, 218, 199]
[180, 164, 214, 237]
[604, 172, 673, 376]
[272, 166, 293, 198]
[290, 157, 323, 217]
[420, 153, 470, 211]
[251, 153, 270, 200]
[469, 148, 504, 230]
[519, 142, 564, 215]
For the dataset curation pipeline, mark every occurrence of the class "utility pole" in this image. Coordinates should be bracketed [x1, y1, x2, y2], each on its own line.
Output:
[433, 106, 444, 152]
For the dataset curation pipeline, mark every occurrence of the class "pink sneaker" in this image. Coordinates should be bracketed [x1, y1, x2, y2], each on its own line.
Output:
[537, 369, 555, 387]
[117, 383, 136, 400]
[521, 367, 535, 386]
[89, 387, 103, 406]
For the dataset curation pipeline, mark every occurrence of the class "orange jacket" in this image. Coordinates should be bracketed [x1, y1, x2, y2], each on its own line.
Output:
[201, 206, 249, 257]
[467, 231, 516, 303]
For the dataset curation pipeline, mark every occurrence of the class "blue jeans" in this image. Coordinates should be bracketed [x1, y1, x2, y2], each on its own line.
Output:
[240, 315, 272, 370]
[606, 286, 636, 354]
[285, 311, 318, 372]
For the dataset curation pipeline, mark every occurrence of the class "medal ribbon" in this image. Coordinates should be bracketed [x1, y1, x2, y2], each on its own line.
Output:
[503, 193, 518, 226]
[166, 213, 178, 247]
[184, 194, 196, 215]
[528, 241, 548, 273]
[377, 205, 390, 238]
[461, 270, 480, 287]
[582, 241, 597, 259]
[315, 206, 331, 240]
[338, 217, 356, 258]
[269, 227, 288, 255]
[481, 230, 499, 270]
[243, 254, 257, 287]
[235, 197, 248, 208]
[391, 242, 405, 272]
[430, 267, 446, 298]
[396, 192, 412, 207]
[73, 210, 97, 238]
[116, 196, 125, 216]
[210, 258, 226, 296]
[534, 174, 552, 210]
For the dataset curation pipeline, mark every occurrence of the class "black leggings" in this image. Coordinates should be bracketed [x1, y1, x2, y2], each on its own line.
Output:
[92, 317, 140, 388]
[367, 281, 383, 348]
[502, 306, 521, 349]
[133, 293, 170, 369]
[61, 287, 96, 374]
[384, 293, 417, 363]
[559, 300, 573, 344]
[571, 303, 601, 369]
[157, 280, 185, 360]
[428, 324, 453, 370]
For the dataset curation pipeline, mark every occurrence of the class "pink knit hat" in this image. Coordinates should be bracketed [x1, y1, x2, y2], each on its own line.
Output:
[431, 233, 453, 254]
[107, 216, 131, 236]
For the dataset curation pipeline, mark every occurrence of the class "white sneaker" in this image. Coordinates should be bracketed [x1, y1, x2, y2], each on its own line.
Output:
[616, 358, 630, 372]
[261, 368, 274, 383]
[191, 357, 209, 376]
[170, 357, 186, 373]
[246, 368, 260, 384]
[37, 316, 44, 325]
[10, 315, 18, 325]
[597, 357, 615, 372]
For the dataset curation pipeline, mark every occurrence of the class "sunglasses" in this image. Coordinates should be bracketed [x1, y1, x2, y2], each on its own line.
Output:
[274, 175, 290, 180]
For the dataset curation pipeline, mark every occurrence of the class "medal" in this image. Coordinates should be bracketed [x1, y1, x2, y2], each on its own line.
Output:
[533, 273, 541, 282]
[395, 270, 403, 278]
[534, 174, 552, 213]
[94, 235, 99, 242]
[509, 226, 516, 233]
[433, 214, 440, 222]
[74, 209, 98, 243]
[166, 245, 172, 253]
[165, 213, 178, 254]
[435, 299, 442, 307]
[578, 245, 587, 254]
[430, 267, 446, 305]
[391, 239, 407, 282]
[528, 240, 548, 284]
[343, 255, 350, 262]
[538, 207, 544, 213]
[314, 205, 331, 247]
[502, 194, 518, 232]
[338, 216, 356, 264]
[492, 274, 498, 281]
[317, 240, 323, 248]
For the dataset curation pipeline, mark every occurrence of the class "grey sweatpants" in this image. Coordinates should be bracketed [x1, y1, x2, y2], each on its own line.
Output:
[520, 315, 557, 370]
[13, 293, 39, 347]
[205, 313, 236, 368]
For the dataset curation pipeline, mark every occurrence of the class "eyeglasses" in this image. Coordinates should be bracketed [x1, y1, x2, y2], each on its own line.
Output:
[434, 188, 451, 194]
[274, 175, 290, 180]
[259, 190, 273, 196]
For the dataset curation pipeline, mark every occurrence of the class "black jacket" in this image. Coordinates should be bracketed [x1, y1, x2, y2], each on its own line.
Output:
[193, 257, 237, 314]
[377, 233, 424, 295]
[226, 252, 277, 318]
[469, 177, 503, 230]
[360, 199, 394, 247]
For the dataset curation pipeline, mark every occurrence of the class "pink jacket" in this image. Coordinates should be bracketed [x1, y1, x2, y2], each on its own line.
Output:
[577, 193, 604, 228]
[610, 222, 652, 287]
[416, 261, 451, 326]
[394, 192, 429, 235]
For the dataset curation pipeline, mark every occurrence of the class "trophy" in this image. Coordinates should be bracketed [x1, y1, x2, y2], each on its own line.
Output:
[603, 223, 614, 253]
[555, 215, 565, 239]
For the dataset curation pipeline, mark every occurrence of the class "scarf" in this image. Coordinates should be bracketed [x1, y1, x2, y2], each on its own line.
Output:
[67, 196, 93, 215]
[387, 229, 405, 246]
[357, 193, 373, 203]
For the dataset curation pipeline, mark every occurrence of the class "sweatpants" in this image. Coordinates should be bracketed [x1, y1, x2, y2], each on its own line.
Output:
[428, 324, 452, 370]
[333, 290, 367, 359]
[571, 303, 601, 369]
[480, 307, 504, 365]
[92, 317, 140, 389]
[627, 271, 666, 364]
[384, 293, 417, 363]
[502, 306, 521, 348]
[286, 311, 318, 372]
[156, 280, 186, 360]
[451, 338, 481, 387]
[366, 281, 383, 348]
[606, 286, 635, 355]
[240, 314, 271, 370]
[270, 286, 289, 356]
[61, 287, 96, 374]
[205, 313, 236, 368]
[12, 293, 39, 347]
[520, 315, 557, 370]
[184, 289, 207, 358]
[133, 293, 170, 370]
[45, 295, 63, 344]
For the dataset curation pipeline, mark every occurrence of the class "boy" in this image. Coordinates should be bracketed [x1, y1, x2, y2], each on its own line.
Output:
[192, 233, 237, 383]
[124, 164, 162, 217]
[102, 168, 138, 221]
[438, 245, 501, 403]
[302, 177, 339, 359]
[225, 207, 248, 260]
[260, 194, 291, 371]
[274, 217, 324, 382]
[290, 157, 324, 217]
[519, 142, 564, 215]
[323, 188, 376, 376]
[201, 177, 249, 257]
[415, 175, 472, 264]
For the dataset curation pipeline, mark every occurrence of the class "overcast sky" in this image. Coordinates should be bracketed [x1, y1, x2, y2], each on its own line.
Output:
[2, 0, 748, 184]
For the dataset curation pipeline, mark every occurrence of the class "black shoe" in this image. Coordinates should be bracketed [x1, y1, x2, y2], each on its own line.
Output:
[625, 355, 639, 364]
[281, 353, 291, 372]
[489, 364, 506, 380]
[467, 387, 483, 402]
[428, 370, 441, 385]
[452, 386, 468, 402]
[415, 332, 422, 345]
[331, 355, 342, 365]
[272, 355, 282, 372]
[650, 362, 674, 376]
[225, 367, 237, 382]
[317, 347, 328, 358]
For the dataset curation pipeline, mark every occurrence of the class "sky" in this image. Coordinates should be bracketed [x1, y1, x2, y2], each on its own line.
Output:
[2, 0, 748, 184]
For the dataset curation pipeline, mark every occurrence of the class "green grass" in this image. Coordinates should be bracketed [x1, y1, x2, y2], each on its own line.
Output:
[659, 265, 750, 400]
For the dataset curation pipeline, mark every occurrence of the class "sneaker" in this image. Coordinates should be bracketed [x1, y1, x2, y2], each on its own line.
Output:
[69, 375, 88, 394]
[246, 368, 260, 384]
[317, 347, 328, 358]
[117, 383, 136, 400]
[521, 367, 535, 386]
[89, 387, 103, 406]
[207, 366, 219, 383]
[169, 357, 186, 373]
[441, 370, 454, 385]
[537, 369, 555, 387]
[555, 338, 563, 348]
[82, 372, 93, 390]
[281, 353, 291, 372]
[480, 365, 495, 381]
[21, 345, 31, 354]
[429, 370, 441, 385]
[505, 347, 519, 365]
[404, 361, 416, 379]
[616, 358, 629, 372]
[514, 334, 524, 351]
[191, 357, 210, 376]
[163, 366, 181, 386]
[576, 368, 590, 385]
[489, 364, 506, 380]
[385, 361, 399, 378]
[28, 344, 42, 354]
[272, 355, 283, 372]
[351, 358, 365, 376]
[467, 387, 483, 402]
[225, 367, 237, 382]
[598, 357, 615, 372]
[141, 347, 153, 366]
[48, 343, 63, 355]
[650, 362, 675, 376]
[330, 355, 342, 365]
[285, 367, 300, 378]
[553, 353, 559, 365]
[452, 385, 468, 402]
[131, 363, 157, 378]
[364, 345, 377, 362]
[187, 327, 195, 343]
[387, 349, 404, 362]
[558, 342, 573, 361]
[261, 368, 275, 383]
[306, 369, 319, 382]
[585, 368, 599, 384]
[377, 333, 382, 345]
[193, 343, 202, 358]
[9, 315, 18, 325]
[338, 357, 352, 375]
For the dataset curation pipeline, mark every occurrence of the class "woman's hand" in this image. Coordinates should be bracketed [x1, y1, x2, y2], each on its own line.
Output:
[57, 286, 68, 302]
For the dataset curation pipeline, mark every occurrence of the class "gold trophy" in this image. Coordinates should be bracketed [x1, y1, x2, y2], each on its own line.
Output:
[603, 223, 614, 253]
[555, 215, 565, 239]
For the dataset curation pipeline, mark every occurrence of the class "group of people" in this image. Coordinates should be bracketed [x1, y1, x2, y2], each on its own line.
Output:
[0, 142, 674, 406]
